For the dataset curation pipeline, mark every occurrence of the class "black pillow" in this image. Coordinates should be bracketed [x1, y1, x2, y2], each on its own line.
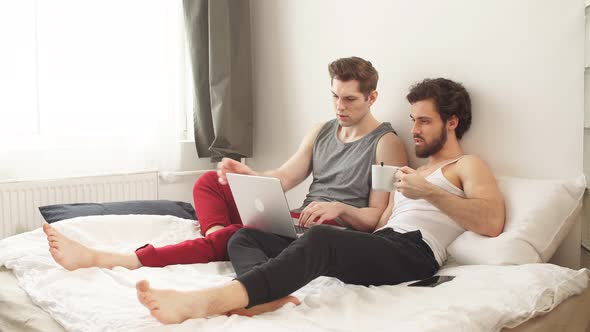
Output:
[39, 200, 197, 224]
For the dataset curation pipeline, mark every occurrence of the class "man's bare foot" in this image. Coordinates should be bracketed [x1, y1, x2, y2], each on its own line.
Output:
[136, 280, 209, 324]
[227, 295, 300, 317]
[43, 223, 98, 270]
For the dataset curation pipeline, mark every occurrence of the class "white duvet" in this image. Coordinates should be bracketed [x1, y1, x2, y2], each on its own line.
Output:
[0, 215, 588, 332]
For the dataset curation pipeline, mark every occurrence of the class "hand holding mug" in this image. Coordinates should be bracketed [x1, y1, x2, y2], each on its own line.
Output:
[394, 166, 433, 199]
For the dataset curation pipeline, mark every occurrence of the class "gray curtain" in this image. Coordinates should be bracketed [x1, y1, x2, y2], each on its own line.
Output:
[182, 0, 253, 162]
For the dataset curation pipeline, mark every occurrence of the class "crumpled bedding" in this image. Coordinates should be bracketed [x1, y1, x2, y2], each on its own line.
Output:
[0, 215, 588, 332]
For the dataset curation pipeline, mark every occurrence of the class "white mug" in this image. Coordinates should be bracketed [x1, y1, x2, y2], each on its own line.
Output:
[371, 164, 400, 192]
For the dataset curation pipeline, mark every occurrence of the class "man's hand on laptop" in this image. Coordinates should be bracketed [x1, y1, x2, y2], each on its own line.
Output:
[217, 158, 256, 185]
[299, 202, 341, 228]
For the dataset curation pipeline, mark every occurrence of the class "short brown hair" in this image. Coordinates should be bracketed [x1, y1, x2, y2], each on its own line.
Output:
[328, 57, 378, 97]
[406, 78, 472, 139]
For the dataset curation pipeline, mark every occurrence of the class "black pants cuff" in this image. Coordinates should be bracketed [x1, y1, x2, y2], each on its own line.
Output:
[235, 268, 269, 308]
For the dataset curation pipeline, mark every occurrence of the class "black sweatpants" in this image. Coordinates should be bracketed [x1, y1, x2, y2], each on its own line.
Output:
[227, 225, 439, 307]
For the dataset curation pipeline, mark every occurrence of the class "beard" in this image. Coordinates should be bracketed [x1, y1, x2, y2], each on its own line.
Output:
[415, 127, 447, 158]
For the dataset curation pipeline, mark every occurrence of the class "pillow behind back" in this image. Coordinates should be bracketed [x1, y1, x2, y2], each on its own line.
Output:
[39, 200, 197, 224]
[447, 175, 586, 265]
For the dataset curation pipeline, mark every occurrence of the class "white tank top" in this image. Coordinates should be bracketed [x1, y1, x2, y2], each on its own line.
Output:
[379, 157, 466, 266]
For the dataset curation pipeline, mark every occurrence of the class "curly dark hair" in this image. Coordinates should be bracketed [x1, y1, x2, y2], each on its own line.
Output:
[328, 57, 378, 98]
[406, 78, 472, 139]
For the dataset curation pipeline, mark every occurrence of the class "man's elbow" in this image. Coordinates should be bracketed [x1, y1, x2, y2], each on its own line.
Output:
[484, 216, 505, 237]
[356, 219, 380, 233]
[482, 199, 506, 237]
[358, 215, 382, 233]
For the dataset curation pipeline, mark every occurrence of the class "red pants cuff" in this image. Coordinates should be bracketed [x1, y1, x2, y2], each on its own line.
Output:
[135, 244, 165, 268]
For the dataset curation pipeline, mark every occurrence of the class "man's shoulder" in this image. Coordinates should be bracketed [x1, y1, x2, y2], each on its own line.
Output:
[306, 121, 332, 137]
[375, 132, 408, 166]
[457, 154, 485, 166]
[310, 120, 335, 136]
[376, 131, 402, 146]
[456, 154, 493, 176]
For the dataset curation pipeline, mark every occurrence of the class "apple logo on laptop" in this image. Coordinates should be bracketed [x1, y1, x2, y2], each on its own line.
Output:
[254, 198, 265, 213]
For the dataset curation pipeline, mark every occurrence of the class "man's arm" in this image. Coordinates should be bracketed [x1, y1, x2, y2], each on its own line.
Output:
[217, 123, 324, 191]
[426, 156, 505, 236]
[375, 191, 395, 230]
[337, 133, 408, 231]
[260, 123, 324, 191]
[300, 132, 409, 232]
[397, 156, 505, 237]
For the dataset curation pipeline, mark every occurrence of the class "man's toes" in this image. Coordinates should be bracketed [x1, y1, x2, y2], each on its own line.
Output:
[136, 280, 150, 292]
[147, 299, 159, 310]
[139, 292, 153, 305]
[144, 293, 155, 304]
[151, 309, 166, 323]
[49, 248, 62, 259]
[44, 225, 57, 236]
[137, 290, 155, 307]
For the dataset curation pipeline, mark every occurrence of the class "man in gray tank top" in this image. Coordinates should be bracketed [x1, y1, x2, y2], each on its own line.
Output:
[135, 78, 506, 324]
[217, 56, 407, 232]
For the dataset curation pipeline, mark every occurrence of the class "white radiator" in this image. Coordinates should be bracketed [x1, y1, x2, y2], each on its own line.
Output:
[0, 171, 158, 239]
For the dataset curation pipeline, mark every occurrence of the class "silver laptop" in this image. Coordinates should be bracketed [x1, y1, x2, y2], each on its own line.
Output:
[226, 173, 309, 239]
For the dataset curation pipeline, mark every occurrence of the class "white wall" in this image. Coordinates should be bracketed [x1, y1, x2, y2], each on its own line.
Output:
[1, 1, 584, 212]
[247, 0, 585, 209]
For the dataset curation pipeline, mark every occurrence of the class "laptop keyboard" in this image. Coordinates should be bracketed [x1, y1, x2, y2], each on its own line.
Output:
[294, 224, 308, 234]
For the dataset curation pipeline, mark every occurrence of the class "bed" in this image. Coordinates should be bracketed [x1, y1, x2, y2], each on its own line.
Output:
[1, 262, 590, 332]
[0, 175, 588, 332]
[0, 213, 588, 332]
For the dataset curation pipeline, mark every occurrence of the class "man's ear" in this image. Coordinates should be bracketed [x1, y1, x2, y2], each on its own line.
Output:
[368, 90, 378, 105]
[447, 115, 459, 131]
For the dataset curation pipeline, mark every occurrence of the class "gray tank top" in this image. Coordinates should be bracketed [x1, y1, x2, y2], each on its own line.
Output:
[297, 119, 396, 212]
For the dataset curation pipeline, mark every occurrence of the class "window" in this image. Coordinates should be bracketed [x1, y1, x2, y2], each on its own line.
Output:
[0, 0, 193, 146]
[0, 0, 38, 136]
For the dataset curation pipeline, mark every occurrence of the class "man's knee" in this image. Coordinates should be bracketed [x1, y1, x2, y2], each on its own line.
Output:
[301, 225, 337, 243]
[193, 171, 218, 195]
[227, 228, 259, 256]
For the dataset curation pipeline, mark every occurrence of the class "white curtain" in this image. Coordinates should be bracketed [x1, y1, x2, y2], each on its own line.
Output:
[0, 0, 192, 179]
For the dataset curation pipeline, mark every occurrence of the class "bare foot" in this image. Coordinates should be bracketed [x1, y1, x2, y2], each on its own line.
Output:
[43, 223, 97, 270]
[227, 295, 300, 317]
[136, 280, 208, 324]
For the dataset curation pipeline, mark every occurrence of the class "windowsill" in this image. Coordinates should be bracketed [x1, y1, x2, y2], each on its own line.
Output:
[2, 135, 145, 152]
[0, 169, 159, 185]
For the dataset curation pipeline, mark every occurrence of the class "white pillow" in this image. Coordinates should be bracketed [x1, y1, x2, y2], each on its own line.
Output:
[447, 175, 586, 265]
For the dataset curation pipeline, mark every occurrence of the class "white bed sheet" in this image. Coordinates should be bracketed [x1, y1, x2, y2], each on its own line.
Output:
[0, 215, 588, 332]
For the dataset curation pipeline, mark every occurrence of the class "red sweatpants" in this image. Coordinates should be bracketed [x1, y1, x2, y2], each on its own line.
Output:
[135, 171, 243, 267]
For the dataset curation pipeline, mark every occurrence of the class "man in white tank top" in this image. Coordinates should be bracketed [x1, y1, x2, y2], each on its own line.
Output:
[134, 78, 506, 324]
[376, 78, 506, 266]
